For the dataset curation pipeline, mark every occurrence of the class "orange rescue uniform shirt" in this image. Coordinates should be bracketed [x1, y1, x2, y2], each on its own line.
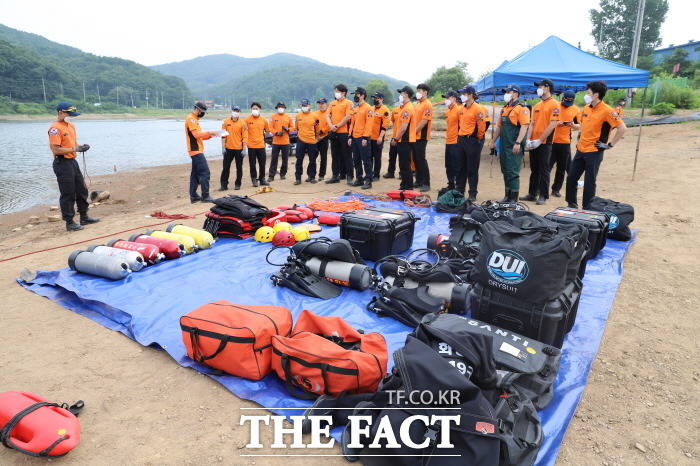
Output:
[413, 99, 433, 140]
[270, 113, 294, 145]
[350, 102, 372, 138]
[295, 111, 319, 144]
[458, 102, 488, 139]
[314, 109, 330, 139]
[394, 102, 416, 143]
[497, 103, 531, 127]
[221, 118, 248, 150]
[577, 101, 622, 153]
[329, 98, 353, 134]
[530, 97, 560, 143]
[552, 104, 581, 144]
[245, 114, 271, 149]
[48, 120, 77, 158]
[185, 112, 212, 156]
[615, 105, 624, 119]
[368, 104, 391, 141]
[444, 103, 461, 144]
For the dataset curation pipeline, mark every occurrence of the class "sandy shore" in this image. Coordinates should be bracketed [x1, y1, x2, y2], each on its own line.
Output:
[1, 123, 699, 465]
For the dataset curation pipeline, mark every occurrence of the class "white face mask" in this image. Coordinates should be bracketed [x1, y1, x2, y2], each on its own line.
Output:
[231, 112, 239, 118]
[536, 88, 544, 97]
[64, 116, 71, 122]
[302, 106, 310, 113]
[252, 109, 260, 117]
[398, 94, 405, 104]
[277, 108, 285, 114]
[584, 94, 593, 105]
[334, 92, 342, 100]
[460, 95, 468, 103]
[503, 93, 513, 103]
[444, 99, 451, 107]
[415, 91, 423, 100]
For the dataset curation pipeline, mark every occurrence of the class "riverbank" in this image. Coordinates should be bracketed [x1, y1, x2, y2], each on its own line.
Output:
[1, 123, 699, 465]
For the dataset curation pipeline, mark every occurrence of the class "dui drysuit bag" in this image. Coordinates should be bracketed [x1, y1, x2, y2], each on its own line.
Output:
[588, 196, 634, 241]
[270, 310, 388, 397]
[180, 301, 292, 380]
[473, 212, 580, 303]
[0, 391, 83, 458]
[415, 313, 562, 409]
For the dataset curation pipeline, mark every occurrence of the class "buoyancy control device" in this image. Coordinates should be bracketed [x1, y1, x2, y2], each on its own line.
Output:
[290, 238, 373, 290]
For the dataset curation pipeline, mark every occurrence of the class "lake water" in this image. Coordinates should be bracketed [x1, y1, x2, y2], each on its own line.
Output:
[0, 119, 228, 214]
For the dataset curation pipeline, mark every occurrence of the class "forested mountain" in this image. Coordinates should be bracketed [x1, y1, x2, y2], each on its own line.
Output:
[0, 24, 192, 108]
[152, 53, 408, 106]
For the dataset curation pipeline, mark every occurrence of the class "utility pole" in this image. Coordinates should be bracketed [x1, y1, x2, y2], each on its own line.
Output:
[116, 83, 119, 105]
[41, 77, 47, 103]
[130, 89, 134, 107]
[96, 83, 102, 104]
[82, 81, 86, 102]
[145, 89, 149, 109]
[628, 0, 646, 103]
[182, 91, 185, 110]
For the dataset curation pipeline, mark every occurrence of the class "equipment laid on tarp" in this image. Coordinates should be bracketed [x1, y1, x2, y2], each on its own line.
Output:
[588, 197, 635, 241]
[340, 207, 418, 261]
[166, 224, 215, 249]
[545, 208, 609, 260]
[17, 197, 636, 466]
[108, 238, 165, 263]
[68, 250, 130, 280]
[146, 230, 197, 254]
[0, 391, 83, 458]
[127, 234, 182, 260]
[291, 238, 372, 290]
[269, 246, 343, 300]
[85, 245, 145, 271]
[203, 195, 272, 239]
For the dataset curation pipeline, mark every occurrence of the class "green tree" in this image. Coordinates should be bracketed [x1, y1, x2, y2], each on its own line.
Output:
[656, 49, 698, 78]
[364, 79, 393, 104]
[590, 0, 669, 64]
[425, 63, 473, 97]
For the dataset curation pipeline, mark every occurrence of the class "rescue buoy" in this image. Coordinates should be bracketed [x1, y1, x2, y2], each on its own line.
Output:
[86, 245, 145, 271]
[106, 239, 163, 264]
[68, 250, 131, 280]
[166, 224, 215, 249]
[0, 391, 83, 458]
[263, 210, 287, 227]
[317, 213, 341, 226]
[128, 234, 183, 260]
[146, 230, 197, 254]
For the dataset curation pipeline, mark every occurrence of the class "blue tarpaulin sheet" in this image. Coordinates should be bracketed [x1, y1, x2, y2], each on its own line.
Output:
[18, 198, 634, 465]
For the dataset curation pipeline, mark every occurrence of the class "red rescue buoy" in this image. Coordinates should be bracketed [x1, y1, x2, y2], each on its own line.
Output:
[128, 234, 183, 259]
[317, 213, 341, 226]
[0, 391, 83, 457]
[386, 190, 421, 200]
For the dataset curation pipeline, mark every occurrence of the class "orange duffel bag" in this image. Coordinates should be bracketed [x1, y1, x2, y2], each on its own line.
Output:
[271, 310, 388, 397]
[180, 300, 292, 380]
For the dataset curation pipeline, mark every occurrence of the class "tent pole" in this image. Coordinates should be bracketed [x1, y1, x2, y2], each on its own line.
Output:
[632, 87, 647, 180]
[489, 88, 497, 177]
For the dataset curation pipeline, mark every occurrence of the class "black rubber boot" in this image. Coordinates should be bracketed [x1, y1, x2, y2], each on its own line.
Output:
[509, 191, 519, 203]
[500, 189, 510, 203]
[80, 214, 100, 225]
[66, 220, 83, 231]
[519, 194, 537, 202]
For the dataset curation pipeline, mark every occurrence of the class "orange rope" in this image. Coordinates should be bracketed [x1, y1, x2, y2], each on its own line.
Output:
[306, 198, 368, 212]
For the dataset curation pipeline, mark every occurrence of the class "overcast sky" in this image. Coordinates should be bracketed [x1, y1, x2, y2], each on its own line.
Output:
[0, 0, 695, 84]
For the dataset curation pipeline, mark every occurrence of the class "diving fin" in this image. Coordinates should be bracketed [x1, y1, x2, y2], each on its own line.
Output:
[271, 263, 341, 299]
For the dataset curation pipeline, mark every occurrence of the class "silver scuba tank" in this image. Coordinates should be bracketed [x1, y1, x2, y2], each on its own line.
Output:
[68, 250, 131, 280]
[86, 245, 145, 271]
[304, 257, 373, 290]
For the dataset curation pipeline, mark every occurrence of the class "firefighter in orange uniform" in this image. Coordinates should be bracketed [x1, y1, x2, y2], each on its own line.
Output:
[244, 102, 271, 187]
[314, 98, 330, 180]
[456, 86, 488, 200]
[383, 103, 401, 179]
[391, 86, 416, 190]
[412, 83, 433, 191]
[326, 84, 354, 184]
[348, 87, 373, 189]
[220, 105, 248, 191]
[441, 90, 461, 190]
[268, 102, 294, 181]
[185, 101, 224, 203]
[368, 92, 391, 180]
[549, 91, 580, 197]
[294, 99, 320, 184]
[48, 102, 99, 231]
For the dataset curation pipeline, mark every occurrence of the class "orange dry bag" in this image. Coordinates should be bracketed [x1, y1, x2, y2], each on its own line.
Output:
[0, 391, 83, 458]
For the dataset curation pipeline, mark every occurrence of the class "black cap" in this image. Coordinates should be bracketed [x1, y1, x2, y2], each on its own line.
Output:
[194, 101, 207, 111]
[231, 105, 241, 112]
[534, 79, 554, 90]
[335, 84, 348, 93]
[417, 83, 430, 93]
[316, 98, 328, 104]
[352, 87, 367, 96]
[442, 90, 459, 98]
[504, 84, 521, 94]
[275, 101, 286, 108]
[300, 98, 310, 106]
[457, 85, 477, 96]
[397, 85, 414, 98]
[371, 92, 385, 99]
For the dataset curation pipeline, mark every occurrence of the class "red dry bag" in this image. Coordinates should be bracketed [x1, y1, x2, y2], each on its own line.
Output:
[0, 391, 83, 458]
[386, 190, 421, 200]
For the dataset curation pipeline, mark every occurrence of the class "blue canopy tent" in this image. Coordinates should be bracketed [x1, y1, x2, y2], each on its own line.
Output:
[475, 35, 650, 176]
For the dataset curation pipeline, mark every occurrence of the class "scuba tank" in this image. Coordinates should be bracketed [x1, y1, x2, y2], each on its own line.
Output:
[86, 245, 145, 271]
[303, 257, 373, 290]
[128, 234, 183, 260]
[382, 275, 470, 313]
[0, 391, 83, 458]
[145, 230, 197, 254]
[166, 223, 215, 249]
[106, 239, 164, 264]
[68, 250, 131, 280]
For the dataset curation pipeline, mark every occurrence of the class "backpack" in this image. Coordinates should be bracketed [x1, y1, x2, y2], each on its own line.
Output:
[588, 196, 634, 241]
[211, 195, 271, 220]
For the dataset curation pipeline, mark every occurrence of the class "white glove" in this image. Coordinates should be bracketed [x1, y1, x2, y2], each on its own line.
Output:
[525, 139, 533, 150]
[530, 139, 542, 149]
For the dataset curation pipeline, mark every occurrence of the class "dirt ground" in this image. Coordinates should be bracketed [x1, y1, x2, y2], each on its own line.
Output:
[1, 122, 699, 465]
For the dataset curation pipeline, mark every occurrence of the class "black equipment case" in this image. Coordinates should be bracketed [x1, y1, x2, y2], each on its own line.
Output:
[544, 207, 609, 260]
[340, 207, 417, 261]
[588, 196, 634, 241]
[468, 278, 582, 348]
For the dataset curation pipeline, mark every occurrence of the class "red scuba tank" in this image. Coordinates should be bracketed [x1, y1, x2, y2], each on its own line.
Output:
[107, 239, 163, 264]
[386, 190, 421, 200]
[0, 391, 82, 457]
[128, 234, 183, 259]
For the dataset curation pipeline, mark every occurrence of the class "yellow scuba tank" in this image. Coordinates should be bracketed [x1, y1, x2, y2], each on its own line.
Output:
[146, 230, 197, 254]
[166, 224, 215, 249]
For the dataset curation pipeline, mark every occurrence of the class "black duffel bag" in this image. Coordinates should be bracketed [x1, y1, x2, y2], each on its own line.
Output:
[473, 212, 582, 303]
[588, 196, 634, 241]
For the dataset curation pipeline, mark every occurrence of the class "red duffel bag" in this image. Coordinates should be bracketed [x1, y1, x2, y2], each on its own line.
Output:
[271, 310, 388, 397]
[181, 301, 292, 380]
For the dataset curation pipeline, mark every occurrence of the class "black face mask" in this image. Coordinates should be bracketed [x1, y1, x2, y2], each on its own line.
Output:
[198, 110, 206, 117]
[372, 98, 380, 106]
[353, 95, 360, 103]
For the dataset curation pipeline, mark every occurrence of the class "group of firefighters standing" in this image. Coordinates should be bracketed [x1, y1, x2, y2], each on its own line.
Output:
[48, 79, 627, 231]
